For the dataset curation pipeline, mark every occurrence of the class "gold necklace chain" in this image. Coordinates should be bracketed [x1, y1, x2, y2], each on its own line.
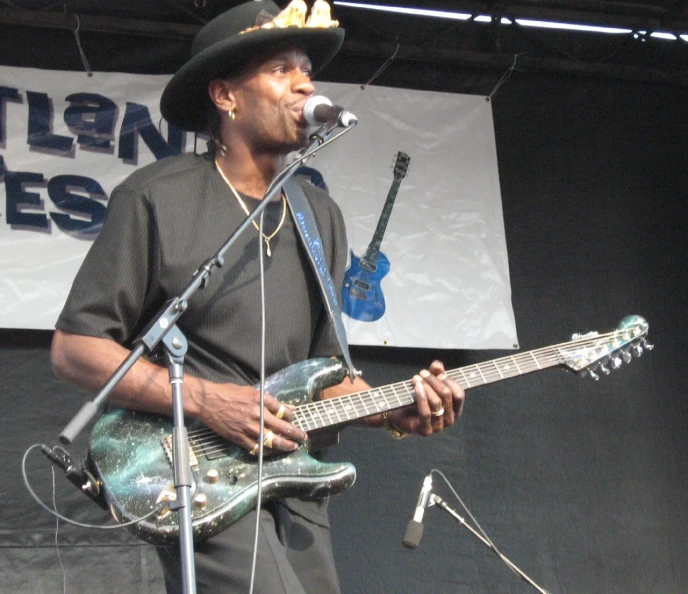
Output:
[215, 159, 287, 257]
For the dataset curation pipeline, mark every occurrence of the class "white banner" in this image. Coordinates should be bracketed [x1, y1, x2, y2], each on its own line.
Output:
[0, 66, 517, 349]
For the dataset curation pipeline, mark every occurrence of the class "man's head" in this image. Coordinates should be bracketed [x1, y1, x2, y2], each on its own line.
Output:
[207, 46, 316, 153]
[160, 0, 344, 133]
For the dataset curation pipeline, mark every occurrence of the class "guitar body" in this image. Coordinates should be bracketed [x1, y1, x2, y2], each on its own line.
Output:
[341, 249, 390, 322]
[89, 358, 355, 546]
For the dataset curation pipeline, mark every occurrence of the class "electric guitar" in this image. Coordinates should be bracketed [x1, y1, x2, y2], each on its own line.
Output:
[341, 151, 410, 321]
[89, 315, 650, 546]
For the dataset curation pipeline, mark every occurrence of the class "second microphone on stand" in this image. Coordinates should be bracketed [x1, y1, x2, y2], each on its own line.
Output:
[402, 473, 435, 549]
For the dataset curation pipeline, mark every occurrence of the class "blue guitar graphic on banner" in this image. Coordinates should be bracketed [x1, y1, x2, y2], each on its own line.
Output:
[342, 151, 410, 321]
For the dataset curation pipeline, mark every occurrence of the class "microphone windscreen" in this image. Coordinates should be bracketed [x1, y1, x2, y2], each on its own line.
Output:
[402, 520, 424, 549]
[303, 95, 332, 126]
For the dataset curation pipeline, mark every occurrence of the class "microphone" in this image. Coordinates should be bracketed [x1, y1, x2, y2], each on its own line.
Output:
[402, 473, 434, 549]
[303, 95, 358, 127]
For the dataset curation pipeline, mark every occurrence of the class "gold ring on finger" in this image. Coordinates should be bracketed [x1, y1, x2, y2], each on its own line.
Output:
[276, 404, 286, 420]
[263, 430, 275, 449]
[249, 444, 259, 456]
[431, 407, 445, 417]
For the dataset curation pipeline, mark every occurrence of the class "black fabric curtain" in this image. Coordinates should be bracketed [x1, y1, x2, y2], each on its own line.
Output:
[1, 34, 686, 594]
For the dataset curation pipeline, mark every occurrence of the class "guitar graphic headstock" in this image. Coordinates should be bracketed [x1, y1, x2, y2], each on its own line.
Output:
[393, 151, 410, 181]
[560, 315, 652, 380]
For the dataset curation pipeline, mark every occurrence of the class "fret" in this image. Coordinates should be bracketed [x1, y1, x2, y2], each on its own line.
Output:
[340, 395, 356, 421]
[554, 347, 566, 364]
[388, 385, 399, 410]
[458, 367, 472, 388]
[320, 402, 337, 427]
[492, 360, 505, 379]
[295, 408, 311, 432]
[330, 400, 343, 424]
[312, 403, 326, 429]
[472, 365, 487, 385]
[371, 389, 387, 412]
[510, 355, 522, 375]
[390, 383, 407, 409]
[305, 405, 319, 430]
[358, 391, 372, 417]
[529, 351, 542, 369]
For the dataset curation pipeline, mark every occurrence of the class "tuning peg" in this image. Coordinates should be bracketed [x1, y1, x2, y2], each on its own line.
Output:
[588, 369, 600, 381]
[631, 344, 644, 357]
[621, 349, 632, 364]
[610, 356, 623, 370]
[599, 364, 611, 375]
[641, 339, 654, 351]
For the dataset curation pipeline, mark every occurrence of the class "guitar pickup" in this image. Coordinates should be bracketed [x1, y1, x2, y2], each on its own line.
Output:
[352, 279, 371, 291]
[349, 287, 367, 300]
[161, 435, 199, 468]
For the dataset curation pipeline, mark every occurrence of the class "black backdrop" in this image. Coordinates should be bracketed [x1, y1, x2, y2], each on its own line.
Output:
[1, 33, 687, 594]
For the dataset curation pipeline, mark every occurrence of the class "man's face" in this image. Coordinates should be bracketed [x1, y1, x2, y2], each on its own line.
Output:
[229, 47, 316, 153]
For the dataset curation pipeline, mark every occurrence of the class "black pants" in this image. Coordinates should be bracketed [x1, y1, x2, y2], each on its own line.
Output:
[156, 500, 341, 594]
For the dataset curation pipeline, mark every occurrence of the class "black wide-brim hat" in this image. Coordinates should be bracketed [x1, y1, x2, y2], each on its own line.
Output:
[161, 0, 345, 133]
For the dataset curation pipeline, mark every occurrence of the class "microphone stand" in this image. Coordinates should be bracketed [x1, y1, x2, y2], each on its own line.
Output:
[430, 495, 551, 594]
[53, 121, 349, 594]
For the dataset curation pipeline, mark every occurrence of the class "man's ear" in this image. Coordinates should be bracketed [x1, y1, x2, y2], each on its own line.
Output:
[208, 79, 236, 113]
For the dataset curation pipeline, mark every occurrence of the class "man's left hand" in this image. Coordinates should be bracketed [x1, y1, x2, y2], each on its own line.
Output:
[387, 360, 465, 436]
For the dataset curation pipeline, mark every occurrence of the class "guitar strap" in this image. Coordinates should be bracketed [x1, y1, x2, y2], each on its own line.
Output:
[283, 178, 357, 381]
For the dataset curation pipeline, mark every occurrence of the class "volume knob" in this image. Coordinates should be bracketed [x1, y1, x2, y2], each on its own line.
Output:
[194, 493, 208, 509]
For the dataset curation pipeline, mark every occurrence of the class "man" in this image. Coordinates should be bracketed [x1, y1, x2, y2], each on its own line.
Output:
[50, 1, 464, 592]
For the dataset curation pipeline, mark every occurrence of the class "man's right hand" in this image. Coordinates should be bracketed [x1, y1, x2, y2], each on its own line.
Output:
[191, 382, 308, 455]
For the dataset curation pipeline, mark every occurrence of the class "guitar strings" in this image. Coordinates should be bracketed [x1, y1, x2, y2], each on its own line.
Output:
[174, 329, 642, 450]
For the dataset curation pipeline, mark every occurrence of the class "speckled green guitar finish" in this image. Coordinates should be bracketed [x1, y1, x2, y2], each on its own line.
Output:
[89, 316, 650, 545]
[90, 358, 356, 546]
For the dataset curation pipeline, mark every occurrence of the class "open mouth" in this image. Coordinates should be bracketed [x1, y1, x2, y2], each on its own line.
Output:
[290, 100, 309, 125]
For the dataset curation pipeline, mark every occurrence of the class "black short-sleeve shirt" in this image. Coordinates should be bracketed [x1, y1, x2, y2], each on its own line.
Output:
[56, 152, 348, 385]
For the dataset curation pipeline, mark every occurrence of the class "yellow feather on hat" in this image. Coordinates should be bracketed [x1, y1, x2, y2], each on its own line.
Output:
[263, 0, 308, 28]
[306, 0, 339, 28]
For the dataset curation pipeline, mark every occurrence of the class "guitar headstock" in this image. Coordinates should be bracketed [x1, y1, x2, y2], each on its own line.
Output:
[393, 151, 410, 180]
[561, 315, 652, 380]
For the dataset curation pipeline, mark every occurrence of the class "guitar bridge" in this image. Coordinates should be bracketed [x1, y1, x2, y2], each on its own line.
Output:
[161, 435, 199, 468]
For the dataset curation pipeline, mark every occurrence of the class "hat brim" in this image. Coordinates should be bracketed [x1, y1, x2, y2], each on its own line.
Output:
[161, 27, 344, 133]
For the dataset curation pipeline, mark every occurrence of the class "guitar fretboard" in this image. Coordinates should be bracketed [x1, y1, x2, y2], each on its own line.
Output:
[362, 152, 409, 263]
[292, 332, 619, 432]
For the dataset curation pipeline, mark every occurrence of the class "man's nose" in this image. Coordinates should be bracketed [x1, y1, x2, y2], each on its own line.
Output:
[293, 69, 315, 94]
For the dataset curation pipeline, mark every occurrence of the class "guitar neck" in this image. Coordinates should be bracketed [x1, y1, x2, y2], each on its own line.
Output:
[293, 340, 582, 432]
[362, 177, 403, 262]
